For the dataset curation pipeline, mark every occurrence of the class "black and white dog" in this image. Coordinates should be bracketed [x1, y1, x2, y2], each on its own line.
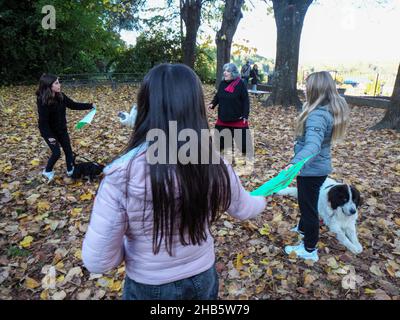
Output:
[71, 153, 104, 181]
[277, 178, 363, 254]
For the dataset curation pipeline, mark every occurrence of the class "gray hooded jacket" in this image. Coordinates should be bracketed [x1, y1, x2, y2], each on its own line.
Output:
[291, 104, 334, 176]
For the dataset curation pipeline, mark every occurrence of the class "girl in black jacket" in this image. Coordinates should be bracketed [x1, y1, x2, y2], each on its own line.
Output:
[36, 74, 95, 182]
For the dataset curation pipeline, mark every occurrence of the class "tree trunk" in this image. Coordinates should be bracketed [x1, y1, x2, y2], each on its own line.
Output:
[265, 0, 313, 109]
[371, 63, 400, 131]
[215, 0, 245, 88]
[180, 0, 202, 69]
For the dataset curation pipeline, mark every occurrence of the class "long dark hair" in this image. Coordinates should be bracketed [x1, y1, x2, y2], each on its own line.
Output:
[124, 63, 232, 256]
[36, 73, 63, 105]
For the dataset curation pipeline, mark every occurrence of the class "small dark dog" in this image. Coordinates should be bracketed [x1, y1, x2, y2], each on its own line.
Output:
[71, 153, 104, 180]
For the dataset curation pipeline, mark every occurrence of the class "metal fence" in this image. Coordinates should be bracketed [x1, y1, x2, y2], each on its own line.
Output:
[59, 68, 397, 98]
[59, 72, 146, 89]
[299, 70, 396, 97]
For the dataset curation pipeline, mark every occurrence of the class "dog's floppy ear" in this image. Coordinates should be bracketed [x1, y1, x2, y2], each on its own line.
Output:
[328, 185, 349, 210]
[350, 185, 362, 207]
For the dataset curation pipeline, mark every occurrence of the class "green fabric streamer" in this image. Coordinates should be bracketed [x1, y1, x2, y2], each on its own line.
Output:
[250, 154, 316, 197]
[75, 108, 96, 129]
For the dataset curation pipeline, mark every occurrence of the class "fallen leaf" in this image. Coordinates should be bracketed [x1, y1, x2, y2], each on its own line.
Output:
[30, 159, 40, 166]
[37, 201, 50, 212]
[110, 280, 122, 292]
[304, 274, 316, 287]
[74, 249, 82, 260]
[40, 290, 49, 300]
[52, 290, 67, 300]
[77, 289, 91, 300]
[370, 264, 383, 277]
[365, 288, 376, 294]
[327, 257, 339, 269]
[26, 194, 40, 205]
[374, 289, 391, 300]
[25, 277, 40, 289]
[64, 267, 82, 283]
[70, 208, 83, 217]
[97, 277, 113, 288]
[235, 253, 244, 271]
[80, 192, 93, 201]
[223, 221, 233, 229]
[342, 274, 356, 290]
[19, 236, 34, 248]
[41, 266, 56, 290]
[259, 223, 270, 236]
[366, 197, 377, 206]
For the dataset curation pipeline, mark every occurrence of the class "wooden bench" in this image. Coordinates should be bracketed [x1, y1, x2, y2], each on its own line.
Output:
[248, 89, 269, 101]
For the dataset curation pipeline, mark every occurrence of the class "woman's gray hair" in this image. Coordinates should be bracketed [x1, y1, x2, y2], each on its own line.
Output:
[222, 63, 240, 80]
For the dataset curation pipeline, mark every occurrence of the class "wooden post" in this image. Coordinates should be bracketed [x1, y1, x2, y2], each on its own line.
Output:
[373, 73, 379, 97]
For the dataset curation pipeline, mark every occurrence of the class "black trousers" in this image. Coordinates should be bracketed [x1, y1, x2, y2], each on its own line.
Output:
[214, 125, 253, 158]
[43, 132, 74, 172]
[297, 175, 327, 250]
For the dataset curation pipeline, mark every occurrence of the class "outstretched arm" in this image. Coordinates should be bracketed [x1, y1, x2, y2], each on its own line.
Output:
[227, 164, 267, 220]
[119, 104, 137, 128]
[63, 94, 94, 110]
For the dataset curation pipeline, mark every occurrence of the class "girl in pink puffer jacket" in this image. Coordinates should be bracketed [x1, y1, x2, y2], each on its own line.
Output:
[82, 63, 267, 300]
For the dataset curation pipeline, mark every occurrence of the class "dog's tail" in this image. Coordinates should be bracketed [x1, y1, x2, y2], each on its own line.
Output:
[276, 187, 298, 198]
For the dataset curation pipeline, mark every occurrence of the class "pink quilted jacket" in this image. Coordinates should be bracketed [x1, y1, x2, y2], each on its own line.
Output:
[82, 152, 266, 285]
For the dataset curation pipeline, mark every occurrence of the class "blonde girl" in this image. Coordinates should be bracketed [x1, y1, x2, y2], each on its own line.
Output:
[284, 71, 350, 261]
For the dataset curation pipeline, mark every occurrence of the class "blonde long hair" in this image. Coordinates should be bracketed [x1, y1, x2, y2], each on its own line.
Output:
[295, 71, 350, 143]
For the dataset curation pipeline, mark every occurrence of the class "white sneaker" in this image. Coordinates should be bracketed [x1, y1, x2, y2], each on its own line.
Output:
[67, 167, 74, 177]
[42, 170, 55, 182]
[284, 242, 319, 262]
[290, 225, 304, 238]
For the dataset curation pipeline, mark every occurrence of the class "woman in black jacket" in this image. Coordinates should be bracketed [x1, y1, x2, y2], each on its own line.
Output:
[36, 74, 95, 182]
[208, 63, 253, 171]
[250, 64, 259, 91]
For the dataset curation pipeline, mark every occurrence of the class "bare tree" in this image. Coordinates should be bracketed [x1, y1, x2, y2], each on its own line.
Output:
[371, 63, 400, 131]
[180, 0, 203, 69]
[265, 0, 313, 109]
[215, 0, 245, 87]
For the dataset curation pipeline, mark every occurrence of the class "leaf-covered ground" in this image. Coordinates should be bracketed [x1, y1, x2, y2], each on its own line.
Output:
[0, 84, 399, 300]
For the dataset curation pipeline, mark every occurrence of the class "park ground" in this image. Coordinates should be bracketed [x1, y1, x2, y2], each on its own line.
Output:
[0, 84, 399, 300]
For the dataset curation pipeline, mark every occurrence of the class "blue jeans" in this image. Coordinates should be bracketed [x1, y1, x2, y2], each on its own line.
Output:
[122, 264, 219, 300]
[242, 77, 249, 87]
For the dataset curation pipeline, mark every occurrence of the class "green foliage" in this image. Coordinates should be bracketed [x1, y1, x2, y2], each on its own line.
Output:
[7, 245, 30, 258]
[113, 30, 216, 84]
[0, 0, 274, 86]
[0, 0, 133, 84]
[364, 78, 385, 95]
[114, 29, 182, 76]
[194, 37, 217, 84]
[231, 42, 274, 84]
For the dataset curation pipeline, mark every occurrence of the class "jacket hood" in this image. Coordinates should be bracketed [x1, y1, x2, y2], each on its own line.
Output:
[103, 146, 152, 200]
[102, 144, 180, 201]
